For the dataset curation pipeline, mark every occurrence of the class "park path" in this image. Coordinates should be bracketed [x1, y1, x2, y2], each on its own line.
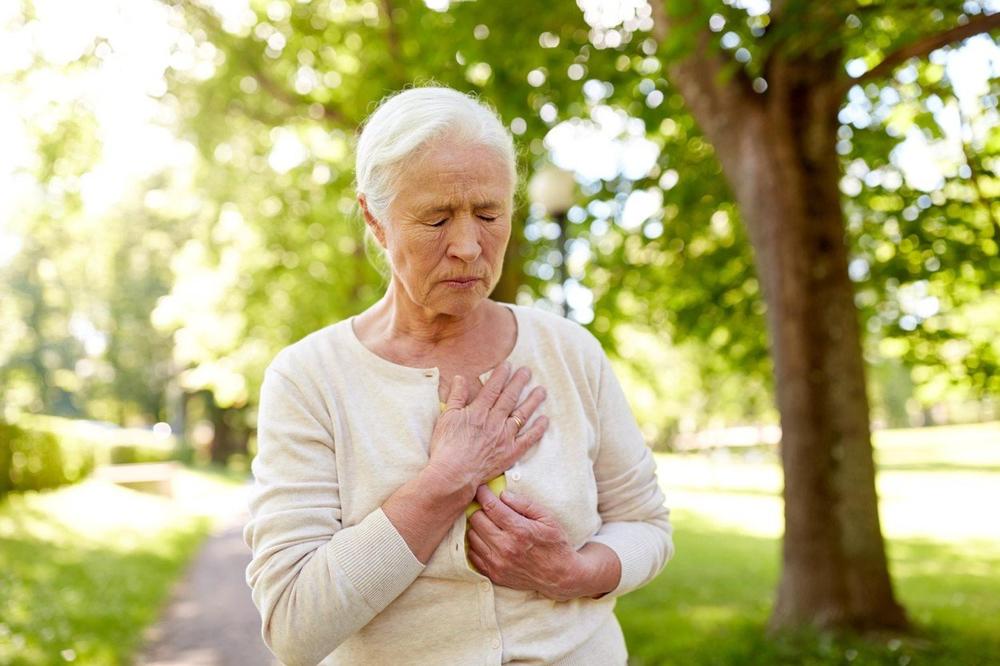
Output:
[136, 481, 279, 666]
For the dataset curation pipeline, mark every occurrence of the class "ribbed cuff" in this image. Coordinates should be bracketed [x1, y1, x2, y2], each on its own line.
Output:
[328, 508, 426, 613]
[586, 523, 653, 598]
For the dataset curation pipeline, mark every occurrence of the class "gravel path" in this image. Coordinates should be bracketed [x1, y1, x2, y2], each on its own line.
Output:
[136, 483, 279, 666]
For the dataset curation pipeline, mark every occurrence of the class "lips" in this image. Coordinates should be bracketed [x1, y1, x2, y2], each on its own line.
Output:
[441, 276, 482, 289]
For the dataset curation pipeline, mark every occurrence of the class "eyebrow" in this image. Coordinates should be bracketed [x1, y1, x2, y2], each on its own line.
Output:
[417, 200, 504, 215]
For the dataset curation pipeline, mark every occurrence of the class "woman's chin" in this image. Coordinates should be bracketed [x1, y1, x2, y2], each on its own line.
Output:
[431, 289, 490, 316]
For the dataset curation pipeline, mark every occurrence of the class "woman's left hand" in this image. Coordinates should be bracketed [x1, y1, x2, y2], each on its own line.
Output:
[466, 485, 582, 602]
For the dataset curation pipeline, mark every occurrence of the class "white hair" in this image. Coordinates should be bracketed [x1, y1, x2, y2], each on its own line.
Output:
[354, 84, 518, 226]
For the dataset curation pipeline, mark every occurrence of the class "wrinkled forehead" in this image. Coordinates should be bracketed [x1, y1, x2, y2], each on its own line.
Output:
[393, 139, 515, 209]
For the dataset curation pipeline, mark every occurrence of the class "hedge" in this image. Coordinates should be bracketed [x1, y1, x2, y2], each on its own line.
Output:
[0, 415, 179, 498]
[0, 421, 92, 496]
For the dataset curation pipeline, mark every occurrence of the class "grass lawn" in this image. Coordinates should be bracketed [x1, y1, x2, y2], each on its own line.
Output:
[0, 465, 247, 666]
[616, 421, 1000, 666]
[1, 423, 996, 665]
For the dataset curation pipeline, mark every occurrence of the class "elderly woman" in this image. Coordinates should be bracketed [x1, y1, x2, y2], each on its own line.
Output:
[244, 85, 674, 666]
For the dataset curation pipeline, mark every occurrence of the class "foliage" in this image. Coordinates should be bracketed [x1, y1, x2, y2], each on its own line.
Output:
[842, 49, 1000, 402]
[611, 325, 776, 448]
[1, 0, 997, 435]
[0, 45, 189, 424]
[0, 467, 244, 665]
[0, 419, 93, 497]
[21, 413, 179, 465]
[0, 413, 180, 498]
[157, 0, 999, 427]
[154, 0, 598, 405]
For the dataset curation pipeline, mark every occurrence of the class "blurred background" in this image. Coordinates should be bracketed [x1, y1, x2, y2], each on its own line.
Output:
[1, 0, 998, 665]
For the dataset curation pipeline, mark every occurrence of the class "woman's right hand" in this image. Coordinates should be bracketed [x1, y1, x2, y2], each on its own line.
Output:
[427, 362, 548, 499]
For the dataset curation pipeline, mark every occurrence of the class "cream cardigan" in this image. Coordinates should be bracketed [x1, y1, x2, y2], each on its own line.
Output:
[244, 303, 674, 665]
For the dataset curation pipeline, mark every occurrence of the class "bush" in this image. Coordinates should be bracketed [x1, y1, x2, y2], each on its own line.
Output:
[16, 414, 179, 466]
[0, 415, 179, 498]
[0, 421, 95, 497]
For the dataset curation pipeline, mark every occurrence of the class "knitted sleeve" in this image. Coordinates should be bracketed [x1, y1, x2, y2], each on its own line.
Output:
[243, 365, 425, 666]
[584, 351, 675, 598]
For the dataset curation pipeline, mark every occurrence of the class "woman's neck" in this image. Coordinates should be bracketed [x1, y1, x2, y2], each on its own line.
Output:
[358, 282, 496, 356]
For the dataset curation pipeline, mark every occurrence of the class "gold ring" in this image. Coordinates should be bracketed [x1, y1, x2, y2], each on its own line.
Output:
[510, 414, 525, 430]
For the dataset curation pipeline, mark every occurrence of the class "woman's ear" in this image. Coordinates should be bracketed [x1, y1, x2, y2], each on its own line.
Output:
[358, 194, 387, 248]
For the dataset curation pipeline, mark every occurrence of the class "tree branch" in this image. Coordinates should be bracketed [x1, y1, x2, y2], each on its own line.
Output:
[649, 0, 759, 129]
[379, 0, 407, 87]
[955, 102, 1000, 241]
[174, 0, 355, 128]
[250, 64, 353, 127]
[839, 12, 1000, 95]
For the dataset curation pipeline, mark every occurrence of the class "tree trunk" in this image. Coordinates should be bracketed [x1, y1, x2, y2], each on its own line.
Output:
[208, 396, 248, 465]
[25, 253, 53, 413]
[492, 207, 528, 304]
[754, 60, 907, 632]
[208, 395, 229, 464]
[660, 28, 908, 630]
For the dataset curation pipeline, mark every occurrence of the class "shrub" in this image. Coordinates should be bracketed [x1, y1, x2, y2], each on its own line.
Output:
[0, 415, 178, 498]
[17, 414, 178, 466]
[0, 421, 95, 497]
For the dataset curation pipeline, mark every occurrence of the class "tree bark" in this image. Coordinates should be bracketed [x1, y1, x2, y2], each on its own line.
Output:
[651, 2, 907, 632]
[208, 396, 248, 465]
[755, 57, 908, 632]
[492, 204, 529, 304]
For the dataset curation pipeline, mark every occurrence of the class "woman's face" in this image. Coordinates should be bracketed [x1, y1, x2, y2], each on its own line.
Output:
[362, 136, 514, 317]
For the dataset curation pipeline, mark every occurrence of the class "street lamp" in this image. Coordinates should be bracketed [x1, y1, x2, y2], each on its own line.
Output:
[528, 164, 576, 316]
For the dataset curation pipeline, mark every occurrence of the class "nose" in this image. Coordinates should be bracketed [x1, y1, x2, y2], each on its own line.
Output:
[446, 217, 482, 264]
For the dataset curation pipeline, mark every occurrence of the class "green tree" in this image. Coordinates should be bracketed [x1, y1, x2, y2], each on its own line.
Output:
[0, 21, 188, 427]
[156, 0, 604, 434]
[647, 1, 998, 630]
[160, 0, 999, 634]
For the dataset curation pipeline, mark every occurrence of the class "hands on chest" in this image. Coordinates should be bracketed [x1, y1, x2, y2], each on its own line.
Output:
[466, 484, 586, 602]
[427, 362, 547, 502]
[425, 361, 613, 601]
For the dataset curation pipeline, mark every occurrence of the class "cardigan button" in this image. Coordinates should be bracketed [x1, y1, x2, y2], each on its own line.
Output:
[509, 470, 521, 482]
[491, 637, 501, 649]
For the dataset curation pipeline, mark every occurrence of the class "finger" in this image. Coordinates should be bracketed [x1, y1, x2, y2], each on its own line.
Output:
[491, 366, 531, 417]
[445, 375, 468, 411]
[471, 361, 511, 411]
[512, 415, 548, 459]
[467, 548, 490, 576]
[475, 483, 523, 532]
[500, 490, 546, 521]
[466, 525, 491, 556]
[468, 508, 503, 540]
[510, 385, 547, 427]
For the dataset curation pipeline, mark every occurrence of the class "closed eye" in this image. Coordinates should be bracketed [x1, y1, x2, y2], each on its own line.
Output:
[430, 216, 496, 226]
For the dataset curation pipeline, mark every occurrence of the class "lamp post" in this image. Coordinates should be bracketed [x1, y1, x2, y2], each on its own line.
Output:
[527, 165, 576, 316]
